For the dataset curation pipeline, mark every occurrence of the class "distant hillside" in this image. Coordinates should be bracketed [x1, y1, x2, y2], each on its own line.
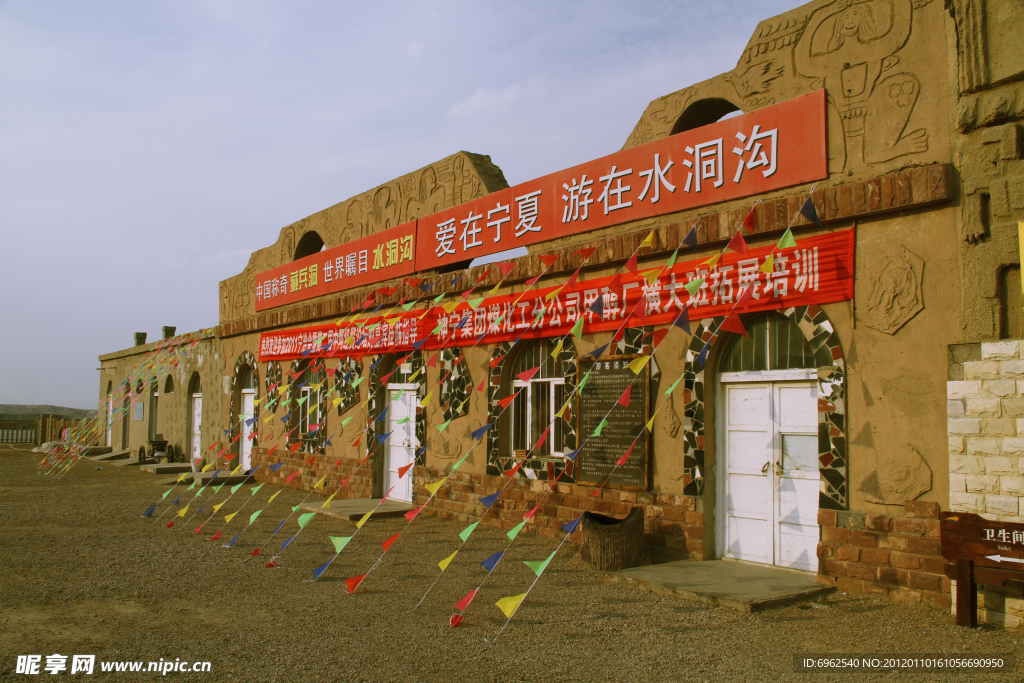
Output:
[0, 405, 94, 421]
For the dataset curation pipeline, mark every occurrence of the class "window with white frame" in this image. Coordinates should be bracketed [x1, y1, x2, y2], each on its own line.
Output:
[511, 338, 565, 459]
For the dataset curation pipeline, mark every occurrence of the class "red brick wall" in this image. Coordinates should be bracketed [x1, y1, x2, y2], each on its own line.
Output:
[252, 448, 705, 560]
[817, 501, 951, 610]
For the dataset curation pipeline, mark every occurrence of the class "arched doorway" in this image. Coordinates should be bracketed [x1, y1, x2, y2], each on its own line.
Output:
[715, 312, 820, 572]
[238, 366, 257, 471]
[121, 381, 130, 450]
[187, 373, 202, 471]
[105, 381, 113, 447]
[148, 378, 159, 443]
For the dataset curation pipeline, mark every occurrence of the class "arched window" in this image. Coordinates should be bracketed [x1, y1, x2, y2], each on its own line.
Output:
[719, 313, 816, 373]
[163, 375, 174, 393]
[294, 231, 324, 260]
[671, 98, 742, 135]
[511, 339, 565, 458]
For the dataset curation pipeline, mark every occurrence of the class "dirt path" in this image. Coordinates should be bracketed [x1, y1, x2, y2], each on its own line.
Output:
[0, 449, 1019, 682]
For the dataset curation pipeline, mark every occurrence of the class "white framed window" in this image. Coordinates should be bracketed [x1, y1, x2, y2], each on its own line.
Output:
[511, 339, 565, 459]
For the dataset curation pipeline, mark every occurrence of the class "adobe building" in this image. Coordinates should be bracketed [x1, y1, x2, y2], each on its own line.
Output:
[99, 1, 1024, 626]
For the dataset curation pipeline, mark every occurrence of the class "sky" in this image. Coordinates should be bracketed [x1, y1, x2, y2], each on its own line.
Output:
[0, 0, 798, 410]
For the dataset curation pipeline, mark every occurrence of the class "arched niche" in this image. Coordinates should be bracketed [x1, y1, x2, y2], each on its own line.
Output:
[294, 231, 325, 260]
[671, 98, 742, 135]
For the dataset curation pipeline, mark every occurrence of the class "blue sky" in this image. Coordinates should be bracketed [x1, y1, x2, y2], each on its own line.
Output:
[0, 0, 798, 409]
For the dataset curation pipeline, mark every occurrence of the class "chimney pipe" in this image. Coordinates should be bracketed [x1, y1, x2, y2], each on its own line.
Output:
[134, 332, 147, 346]
[162, 326, 176, 339]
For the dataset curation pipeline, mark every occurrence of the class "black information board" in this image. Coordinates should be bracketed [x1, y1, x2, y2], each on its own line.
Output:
[575, 355, 650, 490]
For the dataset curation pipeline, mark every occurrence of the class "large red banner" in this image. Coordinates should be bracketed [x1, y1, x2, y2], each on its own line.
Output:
[415, 90, 827, 268]
[254, 222, 417, 312]
[258, 227, 853, 362]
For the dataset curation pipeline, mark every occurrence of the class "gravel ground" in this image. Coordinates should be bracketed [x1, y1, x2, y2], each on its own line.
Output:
[0, 448, 1020, 683]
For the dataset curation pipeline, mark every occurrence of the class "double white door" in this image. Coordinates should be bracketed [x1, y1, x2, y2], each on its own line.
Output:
[720, 381, 819, 572]
[106, 396, 113, 447]
[240, 390, 255, 471]
[386, 386, 418, 503]
[191, 394, 203, 470]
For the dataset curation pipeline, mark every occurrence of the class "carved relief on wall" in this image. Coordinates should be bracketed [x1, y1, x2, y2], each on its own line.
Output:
[860, 246, 925, 334]
[794, 0, 928, 170]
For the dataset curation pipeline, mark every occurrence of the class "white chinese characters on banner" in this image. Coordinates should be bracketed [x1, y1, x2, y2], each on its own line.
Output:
[433, 190, 545, 259]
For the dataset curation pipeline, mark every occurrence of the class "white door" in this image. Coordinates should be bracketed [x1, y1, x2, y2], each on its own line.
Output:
[721, 380, 819, 572]
[191, 393, 203, 470]
[386, 385, 418, 503]
[240, 390, 255, 471]
[106, 396, 113, 447]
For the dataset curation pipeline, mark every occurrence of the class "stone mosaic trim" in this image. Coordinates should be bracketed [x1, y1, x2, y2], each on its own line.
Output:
[263, 361, 282, 412]
[486, 337, 579, 481]
[439, 348, 471, 422]
[286, 359, 328, 455]
[678, 305, 847, 509]
[228, 350, 260, 450]
[333, 358, 363, 416]
[368, 351, 426, 466]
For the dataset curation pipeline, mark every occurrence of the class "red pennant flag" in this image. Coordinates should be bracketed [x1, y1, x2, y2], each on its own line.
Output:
[193, 526, 203, 534]
[616, 440, 636, 466]
[165, 521, 175, 528]
[564, 267, 581, 289]
[304, 455, 315, 466]
[327, 366, 338, 378]
[352, 436, 361, 448]
[645, 329, 670, 347]
[340, 477, 351, 487]
[720, 313, 748, 337]
[449, 614, 463, 628]
[403, 504, 425, 522]
[475, 378, 486, 392]
[208, 531, 223, 541]
[608, 273, 623, 290]
[475, 268, 493, 283]
[516, 366, 541, 382]
[345, 573, 367, 594]
[488, 355, 505, 369]
[538, 254, 559, 267]
[575, 247, 596, 260]
[250, 547, 262, 556]
[406, 277, 423, 287]
[334, 457, 345, 467]
[526, 274, 542, 286]
[496, 392, 519, 409]
[398, 463, 413, 478]
[286, 471, 300, 483]
[736, 285, 754, 310]
[427, 352, 438, 368]
[523, 504, 540, 519]
[726, 229, 750, 254]
[742, 207, 756, 230]
[289, 442, 301, 452]
[495, 262, 516, 276]
[380, 370, 397, 384]
[612, 323, 626, 342]
[619, 385, 631, 407]
[455, 588, 479, 611]
[265, 561, 280, 568]
[381, 533, 401, 551]
[504, 461, 523, 477]
[624, 253, 638, 275]
[534, 426, 550, 451]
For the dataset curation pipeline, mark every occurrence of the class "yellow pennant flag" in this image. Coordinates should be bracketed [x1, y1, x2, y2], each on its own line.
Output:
[177, 503, 190, 517]
[496, 593, 527, 619]
[409, 368, 421, 381]
[176, 473, 188, 483]
[224, 511, 237, 524]
[323, 491, 337, 509]
[231, 464, 242, 474]
[645, 405, 662, 432]
[263, 416, 273, 423]
[544, 285, 563, 302]
[355, 511, 372, 528]
[438, 549, 459, 572]
[314, 475, 326, 490]
[307, 403, 317, 415]
[550, 338, 563, 359]
[639, 230, 655, 248]
[759, 253, 774, 274]
[555, 401, 570, 419]
[212, 501, 225, 513]
[332, 397, 343, 407]
[641, 269, 660, 285]
[442, 301, 459, 314]
[487, 281, 502, 298]
[703, 253, 722, 269]
[424, 477, 447, 496]
[628, 356, 650, 374]
[267, 490, 282, 504]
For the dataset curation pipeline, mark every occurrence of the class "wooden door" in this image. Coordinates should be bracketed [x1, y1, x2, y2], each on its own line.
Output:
[386, 386, 417, 503]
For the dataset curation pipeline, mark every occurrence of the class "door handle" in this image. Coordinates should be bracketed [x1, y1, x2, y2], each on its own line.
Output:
[762, 462, 770, 474]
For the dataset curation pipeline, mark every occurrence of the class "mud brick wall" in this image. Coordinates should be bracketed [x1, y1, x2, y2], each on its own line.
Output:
[817, 501, 951, 611]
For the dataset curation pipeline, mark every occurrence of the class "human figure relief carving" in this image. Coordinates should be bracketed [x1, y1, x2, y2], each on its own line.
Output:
[367, 185, 400, 235]
[279, 227, 295, 264]
[406, 166, 446, 221]
[860, 246, 925, 334]
[341, 200, 364, 245]
[795, 0, 927, 170]
[662, 393, 682, 439]
[726, 59, 786, 101]
[430, 436, 463, 460]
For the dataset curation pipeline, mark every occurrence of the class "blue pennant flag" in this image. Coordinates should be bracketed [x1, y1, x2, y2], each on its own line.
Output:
[227, 533, 241, 548]
[370, 357, 385, 371]
[342, 370, 353, 382]
[301, 348, 313, 357]
[376, 431, 393, 445]
[565, 448, 582, 462]
[142, 504, 156, 518]
[211, 469, 223, 479]
[476, 332, 487, 343]
[273, 519, 288, 534]
[798, 196, 821, 225]
[376, 405, 390, 422]
[481, 551, 504, 573]
[246, 417, 256, 427]
[417, 447, 427, 458]
[325, 436, 333, 447]
[589, 296, 604, 318]
[296, 381, 308, 389]
[172, 496, 181, 506]
[672, 309, 691, 335]
[479, 492, 500, 508]
[456, 315, 469, 330]
[417, 282, 434, 292]
[682, 226, 697, 249]
[561, 516, 582, 534]
[223, 428, 232, 436]
[313, 559, 333, 581]
[282, 533, 297, 550]
[470, 422, 493, 441]
[371, 303, 384, 314]
[413, 338, 426, 350]
[269, 463, 284, 472]
[196, 504, 205, 514]
[695, 340, 711, 368]
[356, 334, 368, 345]
[249, 463, 262, 474]
[451, 273, 465, 287]
[587, 343, 609, 360]
[280, 412, 293, 424]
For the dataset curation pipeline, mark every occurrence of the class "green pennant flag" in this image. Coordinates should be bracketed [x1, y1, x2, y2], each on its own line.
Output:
[249, 509, 263, 525]
[570, 317, 585, 340]
[777, 227, 797, 249]
[392, 389, 405, 402]
[402, 302, 415, 311]
[451, 452, 471, 471]
[593, 419, 609, 437]
[578, 368, 592, 392]
[351, 376, 365, 388]
[468, 296, 484, 310]
[397, 417, 411, 424]
[298, 512, 317, 529]
[187, 481, 196, 491]
[231, 483, 243, 494]
[250, 483, 264, 495]
[162, 488, 172, 499]
[523, 549, 558, 577]
[297, 396, 308, 406]
[330, 536, 352, 553]
[213, 484, 224, 494]
[432, 321, 445, 335]
[292, 504, 301, 512]
[341, 415, 354, 427]
[666, 248, 679, 268]
[459, 521, 480, 542]
[507, 519, 528, 541]
[683, 278, 704, 297]
[432, 293, 446, 304]
[665, 375, 684, 395]
[436, 419, 452, 434]
[195, 488, 204, 498]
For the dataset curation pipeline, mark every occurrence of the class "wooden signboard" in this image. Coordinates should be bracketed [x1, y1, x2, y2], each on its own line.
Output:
[940, 511, 1024, 627]
[575, 355, 650, 490]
